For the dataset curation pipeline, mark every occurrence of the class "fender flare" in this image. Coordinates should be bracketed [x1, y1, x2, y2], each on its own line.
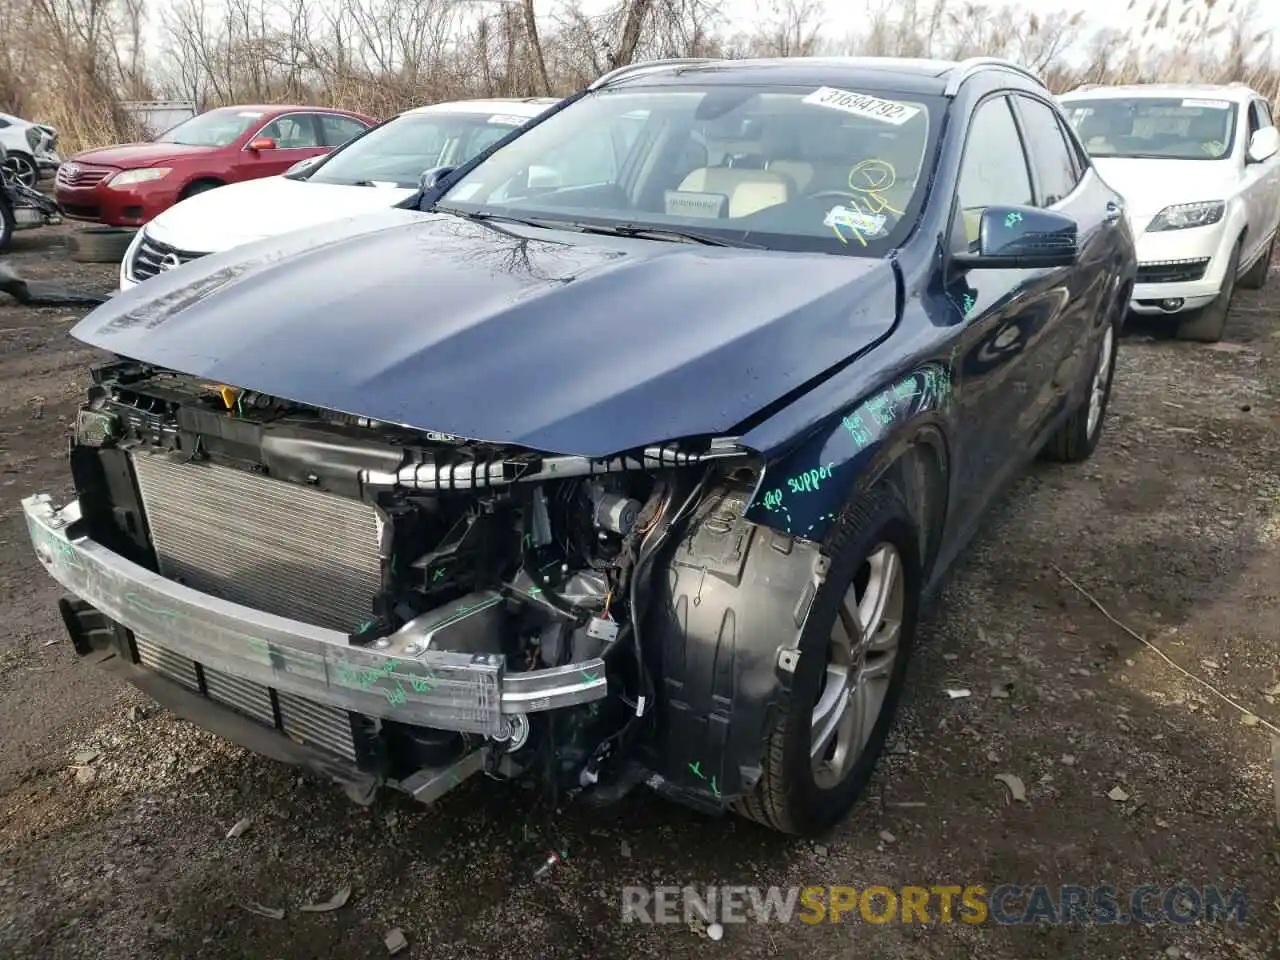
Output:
[640, 367, 955, 809]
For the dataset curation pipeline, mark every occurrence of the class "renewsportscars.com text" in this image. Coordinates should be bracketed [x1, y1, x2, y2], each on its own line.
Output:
[620, 884, 1248, 926]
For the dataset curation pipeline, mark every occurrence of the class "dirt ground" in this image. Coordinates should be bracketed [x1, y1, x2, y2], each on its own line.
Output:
[1, 221, 1278, 960]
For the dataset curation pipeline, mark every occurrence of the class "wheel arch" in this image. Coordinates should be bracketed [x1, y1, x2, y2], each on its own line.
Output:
[180, 176, 225, 199]
[640, 376, 954, 811]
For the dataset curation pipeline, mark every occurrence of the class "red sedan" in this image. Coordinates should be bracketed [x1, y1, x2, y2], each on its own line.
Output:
[55, 105, 376, 227]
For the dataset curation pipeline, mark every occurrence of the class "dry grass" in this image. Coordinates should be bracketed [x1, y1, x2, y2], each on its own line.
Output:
[0, 0, 1276, 153]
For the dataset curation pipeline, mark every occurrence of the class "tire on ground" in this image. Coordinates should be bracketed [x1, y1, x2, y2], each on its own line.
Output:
[1176, 239, 1241, 343]
[0, 200, 14, 253]
[1041, 316, 1120, 464]
[734, 479, 921, 836]
[1238, 236, 1273, 291]
[67, 227, 137, 264]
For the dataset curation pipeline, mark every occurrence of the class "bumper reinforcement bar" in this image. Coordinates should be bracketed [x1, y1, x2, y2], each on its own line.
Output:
[24, 494, 608, 738]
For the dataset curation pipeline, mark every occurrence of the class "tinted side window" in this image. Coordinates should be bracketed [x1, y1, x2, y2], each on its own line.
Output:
[259, 115, 321, 148]
[1253, 100, 1274, 129]
[1056, 113, 1090, 177]
[1247, 102, 1263, 138]
[320, 114, 369, 147]
[1013, 96, 1080, 206]
[955, 96, 1034, 245]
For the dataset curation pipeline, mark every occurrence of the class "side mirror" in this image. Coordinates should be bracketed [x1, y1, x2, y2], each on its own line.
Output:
[953, 205, 1079, 270]
[1247, 126, 1279, 164]
[418, 166, 455, 192]
[284, 155, 323, 177]
[527, 165, 561, 190]
[248, 137, 276, 152]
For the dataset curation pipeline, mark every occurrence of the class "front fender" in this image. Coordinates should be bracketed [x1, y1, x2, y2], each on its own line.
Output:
[742, 357, 956, 544]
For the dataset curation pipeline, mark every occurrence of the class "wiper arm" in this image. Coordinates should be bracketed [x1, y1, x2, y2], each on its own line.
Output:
[572, 222, 760, 248]
[435, 208, 760, 248]
[436, 207, 568, 230]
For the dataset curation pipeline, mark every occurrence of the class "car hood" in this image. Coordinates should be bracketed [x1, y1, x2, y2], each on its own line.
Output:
[71, 210, 898, 458]
[1091, 157, 1239, 224]
[69, 142, 216, 168]
[146, 176, 418, 253]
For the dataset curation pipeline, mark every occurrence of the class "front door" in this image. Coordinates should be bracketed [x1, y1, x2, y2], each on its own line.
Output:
[939, 93, 1082, 531]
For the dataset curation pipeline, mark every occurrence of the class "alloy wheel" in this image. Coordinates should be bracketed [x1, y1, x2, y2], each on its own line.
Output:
[1086, 324, 1115, 439]
[810, 542, 904, 789]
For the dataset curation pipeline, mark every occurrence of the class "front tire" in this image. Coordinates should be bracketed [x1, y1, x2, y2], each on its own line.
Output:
[1238, 235, 1274, 290]
[2, 152, 38, 187]
[734, 482, 920, 835]
[1177, 240, 1240, 343]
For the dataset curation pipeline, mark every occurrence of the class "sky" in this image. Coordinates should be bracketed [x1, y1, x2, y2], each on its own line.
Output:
[571, 0, 1280, 44]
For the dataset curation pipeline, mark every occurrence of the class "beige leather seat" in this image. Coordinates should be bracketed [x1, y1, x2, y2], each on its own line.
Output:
[677, 167, 792, 217]
[765, 159, 814, 193]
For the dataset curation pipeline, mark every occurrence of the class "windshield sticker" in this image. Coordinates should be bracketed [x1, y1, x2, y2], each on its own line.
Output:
[487, 114, 527, 125]
[802, 87, 921, 126]
[664, 190, 727, 219]
[1182, 99, 1230, 109]
[825, 205, 887, 245]
[237, 111, 264, 118]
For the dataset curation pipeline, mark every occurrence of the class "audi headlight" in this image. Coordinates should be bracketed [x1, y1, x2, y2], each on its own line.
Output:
[1146, 201, 1225, 232]
[107, 168, 172, 188]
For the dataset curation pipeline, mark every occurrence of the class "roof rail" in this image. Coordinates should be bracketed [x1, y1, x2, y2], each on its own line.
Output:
[943, 57, 1045, 96]
[589, 58, 722, 91]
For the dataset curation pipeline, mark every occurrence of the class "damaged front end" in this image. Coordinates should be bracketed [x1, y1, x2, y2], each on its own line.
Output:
[2, 159, 62, 241]
[26, 358, 758, 808]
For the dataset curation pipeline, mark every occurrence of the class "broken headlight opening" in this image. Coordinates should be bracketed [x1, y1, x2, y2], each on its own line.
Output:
[65, 359, 757, 813]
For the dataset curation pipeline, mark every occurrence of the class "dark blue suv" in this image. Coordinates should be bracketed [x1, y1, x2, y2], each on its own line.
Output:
[26, 56, 1136, 837]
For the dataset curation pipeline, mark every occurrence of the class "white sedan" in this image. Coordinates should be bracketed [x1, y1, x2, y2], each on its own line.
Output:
[1059, 83, 1280, 341]
[119, 97, 560, 290]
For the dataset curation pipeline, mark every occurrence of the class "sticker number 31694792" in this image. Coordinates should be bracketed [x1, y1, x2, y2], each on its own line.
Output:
[801, 87, 922, 126]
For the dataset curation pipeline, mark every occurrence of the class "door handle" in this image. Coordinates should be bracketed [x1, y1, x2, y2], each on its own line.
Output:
[1103, 202, 1122, 223]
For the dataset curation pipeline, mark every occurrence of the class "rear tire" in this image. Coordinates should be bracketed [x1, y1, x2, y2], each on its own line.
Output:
[1177, 240, 1240, 343]
[67, 227, 137, 264]
[1238, 236, 1274, 290]
[1042, 318, 1118, 463]
[733, 481, 920, 836]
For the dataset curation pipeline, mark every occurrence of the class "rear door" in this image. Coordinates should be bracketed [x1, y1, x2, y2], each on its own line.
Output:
[1008, 93, 1117, 439]
[318, 114, 371, 150]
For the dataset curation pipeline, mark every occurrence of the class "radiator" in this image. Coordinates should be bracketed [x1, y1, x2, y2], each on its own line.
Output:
[129, 451, 383, 633]
[128, 451, 381, 763]
[134, 637, 358, 761]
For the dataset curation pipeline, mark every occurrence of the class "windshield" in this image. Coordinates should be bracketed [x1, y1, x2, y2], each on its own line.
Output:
[435, 85, 941, 255]
[306, 111, 535, 188]
[1061, 97, 1238, 160]
[155, 108, 266, 147]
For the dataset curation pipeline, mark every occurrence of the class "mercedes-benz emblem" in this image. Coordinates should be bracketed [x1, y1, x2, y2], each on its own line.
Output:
[157, 253, 182, 272]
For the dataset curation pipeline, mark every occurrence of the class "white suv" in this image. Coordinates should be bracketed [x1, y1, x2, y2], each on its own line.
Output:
[1058, 83, 1280, 341]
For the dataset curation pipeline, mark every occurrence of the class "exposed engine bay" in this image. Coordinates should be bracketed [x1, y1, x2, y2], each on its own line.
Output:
[64, 356, 759, 820]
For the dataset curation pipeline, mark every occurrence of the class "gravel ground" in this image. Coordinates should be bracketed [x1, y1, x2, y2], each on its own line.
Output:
[1, 222, 1278, 960]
